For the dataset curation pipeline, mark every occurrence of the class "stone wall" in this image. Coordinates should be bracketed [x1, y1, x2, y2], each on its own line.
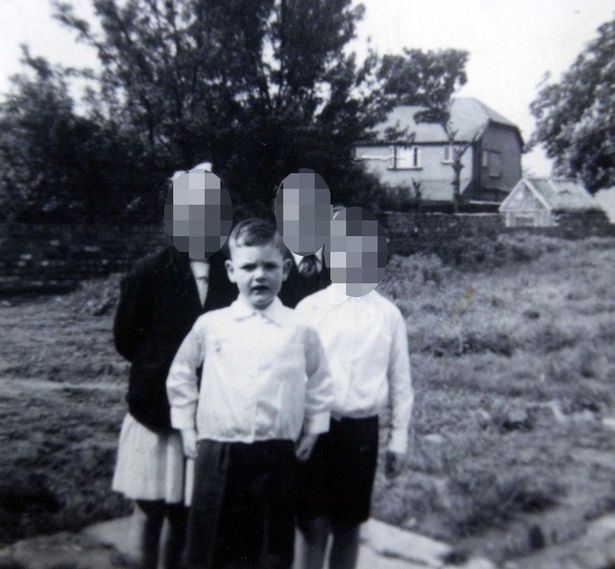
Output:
[381, 211, 614, 256]
[381, 212, 503, 256]
[0, 212, 612, 295]
[0, 224, 166, 295]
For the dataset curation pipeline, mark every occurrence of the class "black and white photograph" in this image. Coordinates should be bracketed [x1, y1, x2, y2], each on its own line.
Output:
[1, 1, 615, 568]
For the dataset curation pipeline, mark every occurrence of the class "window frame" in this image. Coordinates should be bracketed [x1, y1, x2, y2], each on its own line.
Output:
[388, 144, 422, 170]
[488, 151, 502, 178]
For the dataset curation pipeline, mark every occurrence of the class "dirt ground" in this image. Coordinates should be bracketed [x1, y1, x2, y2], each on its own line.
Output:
[1, 234, 615, 565]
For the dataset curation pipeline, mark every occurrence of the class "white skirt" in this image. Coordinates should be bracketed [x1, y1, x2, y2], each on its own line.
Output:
[112, 414, 187, 504]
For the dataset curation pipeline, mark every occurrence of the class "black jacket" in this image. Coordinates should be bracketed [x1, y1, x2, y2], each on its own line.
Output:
[114, 245, 237, 431]
[279, 254, 331, 309]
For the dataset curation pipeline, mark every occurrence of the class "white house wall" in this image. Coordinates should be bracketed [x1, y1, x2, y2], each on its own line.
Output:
[355, 144, 473, 201]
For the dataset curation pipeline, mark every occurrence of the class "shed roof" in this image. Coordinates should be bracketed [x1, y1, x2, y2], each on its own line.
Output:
[501, 178, 600, 212]
[368, 97, 522, 144]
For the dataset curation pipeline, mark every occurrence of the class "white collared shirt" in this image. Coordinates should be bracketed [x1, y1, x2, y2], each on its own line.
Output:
[167, 296, 332, 443]
[189, 260, 209, 306]
[296, 285, 413, 453]
[291, 246, 324, 273]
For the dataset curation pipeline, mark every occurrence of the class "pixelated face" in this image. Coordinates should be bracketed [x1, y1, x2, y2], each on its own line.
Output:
[225, 244, 291, 310]
[274, 171, 332, 255]
[328, 207, 388, 296]
[164, 170, 233, 260]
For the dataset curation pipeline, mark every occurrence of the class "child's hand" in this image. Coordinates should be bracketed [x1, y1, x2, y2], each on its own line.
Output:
[180, 429, 197, 459]
[385, 450, 406, 478]
[295, 433, 318, 462]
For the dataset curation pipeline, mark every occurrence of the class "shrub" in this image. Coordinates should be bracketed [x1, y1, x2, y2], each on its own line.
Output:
[375, 185, 419, 212]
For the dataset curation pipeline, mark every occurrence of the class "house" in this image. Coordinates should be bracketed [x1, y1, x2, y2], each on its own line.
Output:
[355, 97, 523, 207]
[499, 177, 602, 227]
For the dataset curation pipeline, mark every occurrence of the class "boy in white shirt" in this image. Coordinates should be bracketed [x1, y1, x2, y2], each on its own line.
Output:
[295, 207, 413, 569]
[166, 218, 332, 569]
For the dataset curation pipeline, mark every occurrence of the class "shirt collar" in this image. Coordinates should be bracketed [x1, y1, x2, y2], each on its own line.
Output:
[230, 295, 286, 325]
[189, 260, 210, 279]
[290, 246, 324, 268]
[327, 283, 377, 305]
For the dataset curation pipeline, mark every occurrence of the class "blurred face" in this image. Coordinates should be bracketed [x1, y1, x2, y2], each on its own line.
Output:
[225, 244, 291, 310]
[164, 170, 233, 260]
[275, 171, 331, 255]
[328, 207, 388, 296]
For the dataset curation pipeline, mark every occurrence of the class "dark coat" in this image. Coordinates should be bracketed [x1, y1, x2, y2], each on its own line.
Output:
[279, 254, 331, 309]
[114, 245, 237, 431]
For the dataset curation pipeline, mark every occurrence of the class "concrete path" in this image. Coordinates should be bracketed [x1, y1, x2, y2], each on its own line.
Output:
[0, 512, 494, 569]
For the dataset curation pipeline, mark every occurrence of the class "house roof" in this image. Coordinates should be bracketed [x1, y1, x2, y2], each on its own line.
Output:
[500, 178, 600, 212]
[368, 97, 523, 145]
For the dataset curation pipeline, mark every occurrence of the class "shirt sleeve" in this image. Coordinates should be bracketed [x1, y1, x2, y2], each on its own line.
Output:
[387, 309, 414, 454]
[166, 319, 206, 431]
[302, 326, 332, 435]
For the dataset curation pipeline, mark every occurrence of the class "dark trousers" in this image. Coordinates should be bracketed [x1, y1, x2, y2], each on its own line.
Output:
[297, 416, 379, 525]
[186, 439, 297, 569]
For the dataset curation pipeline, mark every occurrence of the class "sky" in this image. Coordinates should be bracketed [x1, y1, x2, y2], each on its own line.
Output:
[0, 0, 613, 183]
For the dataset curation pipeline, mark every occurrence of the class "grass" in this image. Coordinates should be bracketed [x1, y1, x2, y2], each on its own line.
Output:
[0, 296, 129, 546]
[373, 235, 615, 561]
[1, 234, 615, 563]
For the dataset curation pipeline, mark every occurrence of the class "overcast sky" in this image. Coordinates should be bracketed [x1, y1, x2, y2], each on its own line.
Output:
[0, 0, 613, 179]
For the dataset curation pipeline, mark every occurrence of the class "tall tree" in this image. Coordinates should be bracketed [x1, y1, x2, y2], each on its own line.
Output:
[378, 48, 471, 212]
[0, 49, 159, 222]
[530, 19, 615, 193]
[378, 48, 468, 110]
[52, 0, 390, 207]
[2, 2, 472, 221]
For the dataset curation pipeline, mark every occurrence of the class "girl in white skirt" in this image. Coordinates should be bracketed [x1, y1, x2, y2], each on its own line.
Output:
[112, 413, 188, 569]
[111, 240, 238, 569]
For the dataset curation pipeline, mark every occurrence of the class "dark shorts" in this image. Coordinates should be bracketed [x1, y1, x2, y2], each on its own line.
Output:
[297, 416, 379, 525]
[186, 439, 296, 569]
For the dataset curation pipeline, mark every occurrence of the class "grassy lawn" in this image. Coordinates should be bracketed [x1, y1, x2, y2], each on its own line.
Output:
[1, 233, 615, 564]
[374, 235, 615, 562]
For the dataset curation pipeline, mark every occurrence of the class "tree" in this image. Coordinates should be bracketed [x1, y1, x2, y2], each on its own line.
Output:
[530, 19, 615, 194]
[0, 48, 159, 222]
[52, 0, 391, 208]
[378, 48, 468, 109]
[378, 48, 472, 212]
[2, 2, 471, 221]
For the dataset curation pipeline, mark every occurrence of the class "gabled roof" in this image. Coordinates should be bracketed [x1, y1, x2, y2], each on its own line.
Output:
[367, 97, 523, 145]
[500, 178, 600, 212]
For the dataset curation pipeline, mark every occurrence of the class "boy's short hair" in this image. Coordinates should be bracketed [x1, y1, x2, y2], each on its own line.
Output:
[228, 218, 287, 257]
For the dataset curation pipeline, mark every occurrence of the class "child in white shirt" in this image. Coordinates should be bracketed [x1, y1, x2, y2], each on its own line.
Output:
[166, 218, 332, 569]
[295, 207, 413, 569]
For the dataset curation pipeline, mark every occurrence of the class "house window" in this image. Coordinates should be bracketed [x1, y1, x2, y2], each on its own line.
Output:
[443, 144, 454, 163]
[482, 150, 502, 177]
[512, 214, 535, 227]
[489, 152, 502, 177]
[389, 145, 421, 170]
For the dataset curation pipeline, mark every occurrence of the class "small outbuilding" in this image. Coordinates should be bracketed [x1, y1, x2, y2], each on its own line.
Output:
[499, 177, 601, 227]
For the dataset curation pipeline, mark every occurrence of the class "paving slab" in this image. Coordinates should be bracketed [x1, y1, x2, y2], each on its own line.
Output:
[1, 514, 495, 569]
